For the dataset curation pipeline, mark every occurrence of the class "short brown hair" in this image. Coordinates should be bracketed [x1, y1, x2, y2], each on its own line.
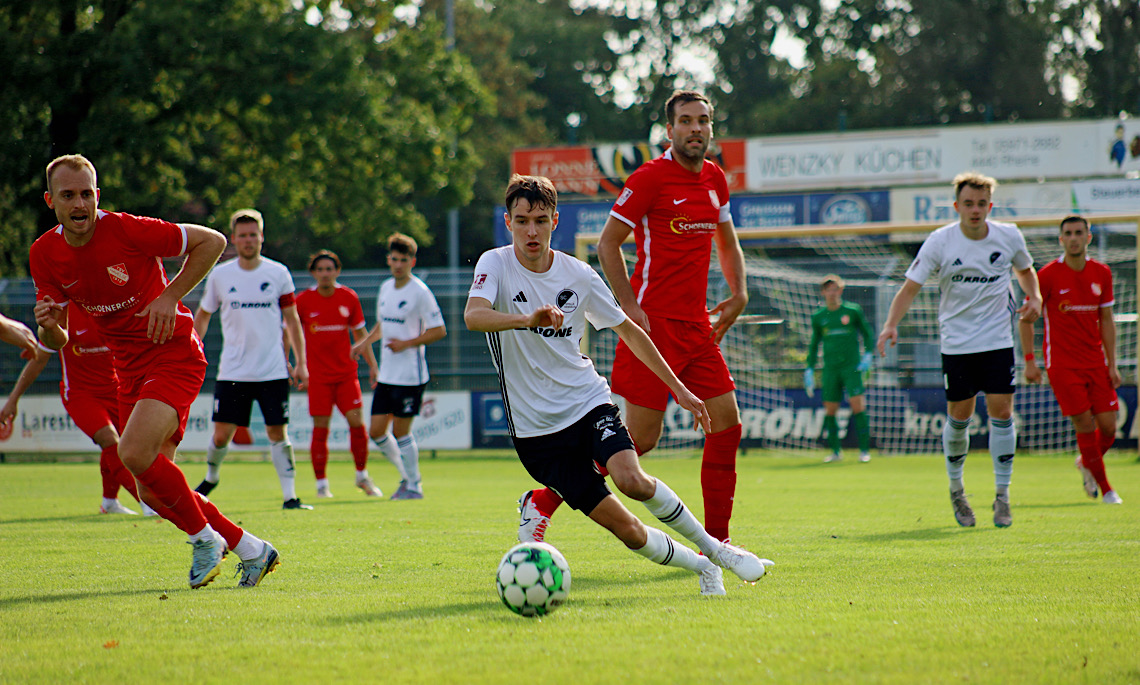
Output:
[504, 174, 558, 214]
[1059, 215, 1089, 232]
[308, 249, 341, 271]
[952, 171, 997, 199]
[45, 154, 97, 192]
[665, 90, 713, 126]
[230, 208, 264, 233]
[387, 232, 417, 257]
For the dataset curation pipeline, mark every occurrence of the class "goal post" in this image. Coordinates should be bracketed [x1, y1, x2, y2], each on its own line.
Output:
[574, 213, 1139, 455]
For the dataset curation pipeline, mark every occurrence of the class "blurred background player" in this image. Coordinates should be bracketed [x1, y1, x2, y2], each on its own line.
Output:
[351, 233, 446, 500]
[1020, 215, 1123, 505]
[193, 208, 311, 510]
[32, 154, 278, 588]
[295, 249, 380, 498]
[878, 171, 1041, 528]
[804, 274, 875, 463]
[1, 305, 152, 515]
[466, 174, 771, 596]
[521, 90, 748, 545]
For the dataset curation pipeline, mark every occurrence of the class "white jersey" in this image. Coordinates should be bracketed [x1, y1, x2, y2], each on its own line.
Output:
[905, 220, 1033, 354]
[199, 258, 295, 381]
[469, 246, 627, 438]
[377, 275, 444, 386]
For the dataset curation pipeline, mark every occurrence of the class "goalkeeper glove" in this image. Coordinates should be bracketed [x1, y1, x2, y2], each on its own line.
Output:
[804, 368, 815, 397]
[856, 351, 872, 373]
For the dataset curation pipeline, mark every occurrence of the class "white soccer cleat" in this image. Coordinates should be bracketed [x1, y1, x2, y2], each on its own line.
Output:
[517, 490, 551, 543]
[316, 485, 334, 498]
[824, 452, 841, 463]
[356, 477, 383, 497]
[1103, 490, 1123, 505]
[140, 502, 159, 516]
[236, 542, 281, 588]
[698, 560, 726, 596]
[99, 499, 139, 515]
[1074, 456, 1098, 499]
[859, 451, 871, 463]
[712, 542, 773, 582]
[188, 531, 226, 589]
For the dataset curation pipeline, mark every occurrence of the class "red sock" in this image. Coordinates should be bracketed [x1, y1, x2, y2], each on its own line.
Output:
[99, 444, 123, 499]
[530, 488, 563, 516]
[311, 427, 330, 480]
[193, 493, 245, 550]
[702, 423, 741, 542]
[136, 482, 186, 529]
[133, 454, 208, 534]
[350, 425, 368, 471]
[1078, 431, 1113, 494]
[1097, 428, 1115, 455]
[101, 444, 141, 501]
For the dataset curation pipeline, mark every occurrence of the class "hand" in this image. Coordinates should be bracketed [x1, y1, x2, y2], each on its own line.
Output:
[350, 340, 368, 360]
[291, 362, 308, 390]
[0, 316, 37, 354]
[803, 368, 815, 397]
[856, 351, 872, 373]
[620, 302, 650, 334]
[674, 387, 711, 434]
[385, 338, 413, 353]
[0, 399, 17, 427]
[1109, 366, 1122, 389]
[708, 293, 747, 344]
[525, 304, 564, 331]
[135, 292, 179, 344]
[33, 297, 65, 331]
[1023, 360, 1042, 384]
[876, 326, 897, 357]
[368, 365, 379, 389]
[1017, 297, 1042, 323]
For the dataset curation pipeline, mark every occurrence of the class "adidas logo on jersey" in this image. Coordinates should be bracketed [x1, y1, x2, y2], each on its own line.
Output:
[600, 428, 616, 440]
[229, 286, 237, 293]
[952, 258, 962, 266]
[513, 291, 528, 303]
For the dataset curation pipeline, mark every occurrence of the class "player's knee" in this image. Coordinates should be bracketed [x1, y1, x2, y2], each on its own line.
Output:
[611, 468, 655, 501]
[610, 517, 647, 549]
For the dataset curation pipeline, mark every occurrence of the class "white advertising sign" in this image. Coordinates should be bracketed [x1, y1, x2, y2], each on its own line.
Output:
[1070, 178, 1140, 212]
[891, 181, 1073, 223]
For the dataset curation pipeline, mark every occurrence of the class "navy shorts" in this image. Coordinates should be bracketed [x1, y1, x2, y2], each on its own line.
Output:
[942, 348, 1015, 402]
[212, 379, 291, 427]
[371, 382, 427, 418]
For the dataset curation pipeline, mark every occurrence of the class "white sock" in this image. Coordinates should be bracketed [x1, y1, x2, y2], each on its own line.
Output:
[102, 497, 119, 510]
[373, 433, 410, 481]
[397, 435, 421, 491]
[270, 440, 297, 500]
[188, 524, 217, 543]
[232, 531, 266, 562]
[356, 469, 369, 483]
[642, 479, 720, 558]
[316, 478, 330, 490]
[943, 417, 970, 491]
[990, 417, 1015, 498]
[632, 527, 707, 573]
[205, 441, 229, 483]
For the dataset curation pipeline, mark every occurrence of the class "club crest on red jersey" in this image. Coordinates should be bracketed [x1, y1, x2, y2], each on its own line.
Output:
[338, 305, 350, 318]
[107, 263, 129, 286]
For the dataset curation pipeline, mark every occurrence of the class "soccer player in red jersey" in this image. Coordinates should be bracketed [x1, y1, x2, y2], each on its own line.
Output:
[1020, 215, 1123, 504]
[295, 250, 380, 498]
[2, 305, 150, 515]
[518, 91, 749, 545]
[31, 154, 280, 588]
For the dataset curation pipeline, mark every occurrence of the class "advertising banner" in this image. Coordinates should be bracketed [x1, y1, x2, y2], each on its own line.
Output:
[891, 181, 1073, 223]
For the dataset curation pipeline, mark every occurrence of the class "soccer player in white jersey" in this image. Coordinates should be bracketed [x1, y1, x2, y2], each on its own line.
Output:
[878, 172, 1042, 528]
[465, 174, 773, 596]
[352, 233, 446, 500]
[192, 209, 312, 510]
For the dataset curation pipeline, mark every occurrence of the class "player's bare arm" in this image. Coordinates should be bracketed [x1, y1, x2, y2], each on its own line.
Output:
[1018, 319, 1042, 384]
[1014, 267, 1042, 323]
[877, 278, 923, 357]
[1099, 305, 1121, 388]
[613, 318, 711, 433]
[464, 298, 562, 333]
[709, 218, 748, 344]
[282, 304, 308, 389]
[0, 346, 51, 427]
[192, 307, 212, 340]
[597, 216, 649, 332]
[1, 313, 39, 355]
[137, 224, 225, 344]
[386, 324, 447, 354]
[349, 326, 380, 388]
[33, 297, 68, 351]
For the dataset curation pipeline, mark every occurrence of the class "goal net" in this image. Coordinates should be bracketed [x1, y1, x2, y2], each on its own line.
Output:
[576, 214, 1139, 455]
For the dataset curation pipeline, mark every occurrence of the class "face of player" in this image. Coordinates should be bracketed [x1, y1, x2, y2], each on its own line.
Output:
[387, 251, 415, 283]
[505, 197, 557, 273]
[45, 165, 100, 246]
[953, 185, 992, 234]
[310, 259, 340, 290]
[667, 100, 713, 166]
[1059, 220, 1091, 259]
[231, 220, 264, 261]
[821, 282, 843, 308]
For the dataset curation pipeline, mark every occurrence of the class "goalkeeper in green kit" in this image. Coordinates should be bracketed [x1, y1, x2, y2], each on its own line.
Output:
[805, 275, 875, 462]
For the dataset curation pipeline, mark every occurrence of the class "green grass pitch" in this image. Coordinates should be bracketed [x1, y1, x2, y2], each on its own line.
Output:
[1, 450, 1137, 683]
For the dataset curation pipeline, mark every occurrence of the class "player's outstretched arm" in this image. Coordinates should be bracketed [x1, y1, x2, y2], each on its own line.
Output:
[0, 313, 38, 355]
[283, 305, 308, 389]
[1014, 267, 1042, 323]
[0, 346, 51, 426]
[1018, 319, 1042, 384]
[613, 318, 711, 433]
[877, 278, 922, 357]
[597, 216, 649, 332]
[386, 325, 446, 354]
[464, 297, 562, 333]
[138, 224, 226, 344]
[710, 219, 748, 344]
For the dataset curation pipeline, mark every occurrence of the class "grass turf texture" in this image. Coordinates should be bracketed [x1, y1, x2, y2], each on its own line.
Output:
[0, 451, 1137, 684]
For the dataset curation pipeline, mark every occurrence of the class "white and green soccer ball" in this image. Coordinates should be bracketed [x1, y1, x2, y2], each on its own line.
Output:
[495, 542, 570, 617]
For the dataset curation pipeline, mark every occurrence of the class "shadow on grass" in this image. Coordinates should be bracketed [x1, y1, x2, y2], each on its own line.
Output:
[847, 526, 967, 543]
[0, 587, 185, 610]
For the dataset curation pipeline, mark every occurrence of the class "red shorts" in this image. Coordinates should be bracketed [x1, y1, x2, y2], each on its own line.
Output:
[1047, 365, 1119, 417]
[610, 315, 735, 411]
[117, 338, 207, 446]
[307, 377, 364, 417]
[63, 389, 120, 440]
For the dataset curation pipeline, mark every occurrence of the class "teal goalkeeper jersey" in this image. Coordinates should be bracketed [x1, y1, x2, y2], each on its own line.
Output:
[806, 301, 874, 370]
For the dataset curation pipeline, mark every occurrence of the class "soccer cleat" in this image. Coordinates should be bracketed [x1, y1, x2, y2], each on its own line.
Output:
[390, 480, 408, 500]
[1074, 456, 1098, 499]
[993, 498, 1012, 527]
[188, 531, 226, 589]
[517, 490, 551, 543]
[356, 477, 383, 497]
[194, 479, 218, 496]
[316, 485, 334, 498]
[99, 499, 139, 515]
[698, 561, 726, 596]
[236, 542, 280, 588]
[859, 451, 872, 463]
[711, 542, 773, 582]
[397, 489, 424, 500]
[823, 452, 841, 463]
[950, 490, 975, 527]
[282, 498, 313, 510]
[1102, 490, 1123, 505]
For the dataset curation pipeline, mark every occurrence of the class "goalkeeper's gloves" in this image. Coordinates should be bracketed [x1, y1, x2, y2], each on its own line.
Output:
[804, 368, 815, 397]
[856, 351, 873, 373]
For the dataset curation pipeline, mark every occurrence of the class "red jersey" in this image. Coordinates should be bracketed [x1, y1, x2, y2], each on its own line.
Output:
[294, 284, 367, 382]
[609, 149, 732, 322]
[29, 210, 199, 375]
[1039, 257, 1114, 370]
[55, 305, 117, 402]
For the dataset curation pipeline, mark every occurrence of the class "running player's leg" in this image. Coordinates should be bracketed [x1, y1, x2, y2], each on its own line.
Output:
[844, 367, 872, 460]
[198, 381, 250, 494]
[370, 385, 410, 488]
[308, 380, 334, 495]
